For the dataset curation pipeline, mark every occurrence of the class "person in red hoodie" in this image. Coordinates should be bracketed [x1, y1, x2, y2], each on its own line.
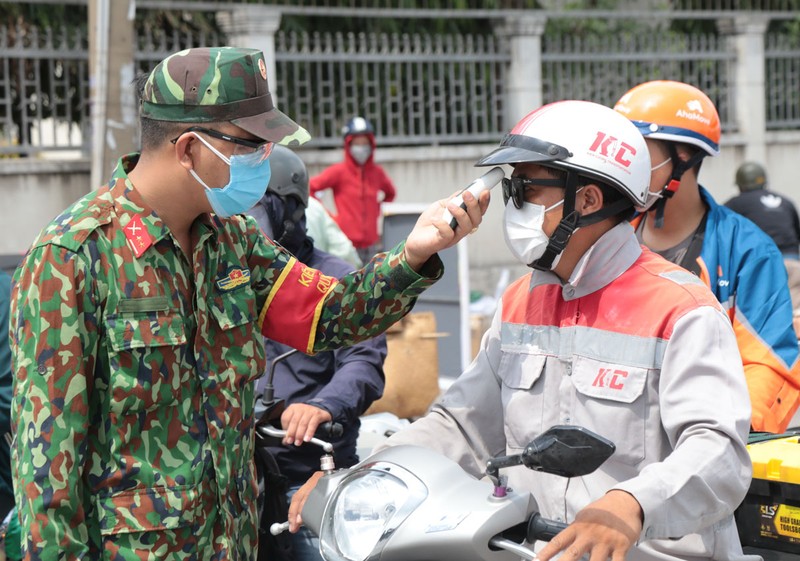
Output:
[310, 116, 397, 263]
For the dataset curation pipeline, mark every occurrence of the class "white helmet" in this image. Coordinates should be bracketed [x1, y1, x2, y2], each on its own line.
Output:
[477, 100, 653, 211]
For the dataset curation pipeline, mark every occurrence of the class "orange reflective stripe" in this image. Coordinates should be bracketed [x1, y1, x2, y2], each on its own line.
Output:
[502, 252, 719, 341]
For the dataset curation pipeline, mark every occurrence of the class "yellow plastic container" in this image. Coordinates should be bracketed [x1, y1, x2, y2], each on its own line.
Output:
[736, 436, 800, 553]
[750, 436, 800, 484]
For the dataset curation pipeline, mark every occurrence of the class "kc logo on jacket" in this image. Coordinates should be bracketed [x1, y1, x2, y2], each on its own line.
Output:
[592, 368, 629, 390]
[572, 355, 646, 404]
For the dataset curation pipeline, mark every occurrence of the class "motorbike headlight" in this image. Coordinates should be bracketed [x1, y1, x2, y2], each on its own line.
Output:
[319, 463, 427, 561]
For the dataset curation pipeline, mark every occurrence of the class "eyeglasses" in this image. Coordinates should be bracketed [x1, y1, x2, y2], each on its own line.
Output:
[502, 176, 565, 209]
[171, 126, 274, 162]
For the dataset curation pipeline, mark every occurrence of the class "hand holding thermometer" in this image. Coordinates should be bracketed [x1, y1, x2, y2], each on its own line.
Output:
[442, 166, 505, 230]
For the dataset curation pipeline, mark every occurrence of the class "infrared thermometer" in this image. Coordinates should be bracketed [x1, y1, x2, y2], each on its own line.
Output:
[442, 166, 505, 230]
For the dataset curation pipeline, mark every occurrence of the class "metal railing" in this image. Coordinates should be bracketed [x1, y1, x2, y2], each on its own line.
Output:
[274, 31, 509, 147]
[1, 5, 799, 157]
[766, 33, 800, 130]
[0, 24, 90, 156]
[542, 32, 735, 131]
[135, 27, 225, 74]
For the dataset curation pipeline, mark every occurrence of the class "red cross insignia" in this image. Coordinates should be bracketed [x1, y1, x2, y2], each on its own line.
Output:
[124, 214, 153, 258]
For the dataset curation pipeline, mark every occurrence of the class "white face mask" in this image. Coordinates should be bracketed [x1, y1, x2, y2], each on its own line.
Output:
[503, 197, 569, 267]
[643, 156, 673, 204]
[349, 144, 372, 165]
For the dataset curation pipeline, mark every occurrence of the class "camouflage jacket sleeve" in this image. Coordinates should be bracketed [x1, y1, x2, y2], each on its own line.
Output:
[310, 243, 441, 353]
[11, 244, 98, 559]
[0, 270, 14, 499]
[248, 218, 442, 354]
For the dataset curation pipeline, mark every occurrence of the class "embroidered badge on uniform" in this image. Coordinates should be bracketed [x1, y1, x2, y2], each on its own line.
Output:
[217, 267, 252, 291]
[124, 214, 153, 258]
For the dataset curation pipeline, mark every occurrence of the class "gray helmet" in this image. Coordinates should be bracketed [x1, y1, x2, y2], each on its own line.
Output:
[267, 145, 309, 207]
[735, 161, 767, 192]
[342, 116, 374, 138]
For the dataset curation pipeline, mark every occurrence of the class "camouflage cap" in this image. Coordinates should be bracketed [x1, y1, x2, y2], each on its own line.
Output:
[141, 46, 310, 147]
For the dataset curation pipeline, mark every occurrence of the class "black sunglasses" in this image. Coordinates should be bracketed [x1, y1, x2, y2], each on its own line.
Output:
[502, 176, 565, 209]
[170, 126, 268, 150]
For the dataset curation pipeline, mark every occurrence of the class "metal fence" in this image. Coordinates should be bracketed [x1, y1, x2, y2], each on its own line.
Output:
[0, 24, 90, 155]
[25, 0, 800, 16]
[0, 13, 798, 157]
[274, 31, 508, 147]
[766, 33, 800, 130]
[136, 27, 225, 70]
[542, 32, 735, 131]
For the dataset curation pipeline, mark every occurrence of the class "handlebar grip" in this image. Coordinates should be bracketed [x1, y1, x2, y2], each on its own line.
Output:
[527, 513, 567, 542]
[318, 422, 343, 439]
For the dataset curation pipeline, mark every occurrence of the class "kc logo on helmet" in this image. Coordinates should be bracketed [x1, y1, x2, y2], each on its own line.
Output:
[588, 131, 636, 168]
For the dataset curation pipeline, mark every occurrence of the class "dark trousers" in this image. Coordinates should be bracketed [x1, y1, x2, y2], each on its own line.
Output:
[0, 491, 13, 521]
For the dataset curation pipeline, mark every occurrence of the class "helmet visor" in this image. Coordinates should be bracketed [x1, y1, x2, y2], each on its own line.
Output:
[476, 134, 572, 167]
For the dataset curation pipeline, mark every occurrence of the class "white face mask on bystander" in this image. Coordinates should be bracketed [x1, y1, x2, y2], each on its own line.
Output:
[349, 144, 372, 165]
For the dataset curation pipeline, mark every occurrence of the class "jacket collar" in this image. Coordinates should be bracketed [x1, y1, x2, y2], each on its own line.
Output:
[530, 222, 642, 301]
[109, 153, 219, 255]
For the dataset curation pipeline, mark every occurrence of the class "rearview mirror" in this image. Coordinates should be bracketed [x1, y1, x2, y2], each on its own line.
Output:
[522, 425, 615, 478]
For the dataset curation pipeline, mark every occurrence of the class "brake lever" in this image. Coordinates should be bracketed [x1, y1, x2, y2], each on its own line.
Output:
[257, 424, 335, 453]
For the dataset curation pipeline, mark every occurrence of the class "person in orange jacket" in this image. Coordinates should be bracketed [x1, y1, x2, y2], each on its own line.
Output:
[614, 80, 800, 433]
[309, 116, 397, 263]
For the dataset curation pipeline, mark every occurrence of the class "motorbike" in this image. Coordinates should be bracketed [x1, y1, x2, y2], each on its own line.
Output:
[269, 424, 793, 561]
[254, 348, 343, 561]
[273, 425, 614, 561]
[260, 353, 792, 561]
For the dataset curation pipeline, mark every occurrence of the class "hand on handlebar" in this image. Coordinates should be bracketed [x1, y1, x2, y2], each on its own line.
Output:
[281, 403, 333, 446]
[288, 470, 325, 533]
[535, 490, 642, 561]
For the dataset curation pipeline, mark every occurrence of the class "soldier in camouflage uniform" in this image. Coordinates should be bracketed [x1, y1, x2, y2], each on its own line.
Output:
[9, 47, 488, 561]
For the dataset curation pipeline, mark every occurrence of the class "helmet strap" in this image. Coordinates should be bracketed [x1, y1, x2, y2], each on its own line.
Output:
[531, 170, 635, 271]
[276, 204, 306, 248]
[532, 170, 580, 271]
[576, 198, 634, 227]
[652, 144, 706, 228]
[532, 210, 580, 271]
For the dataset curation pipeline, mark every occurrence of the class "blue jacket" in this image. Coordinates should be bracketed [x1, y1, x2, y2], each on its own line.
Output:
[696, 187, 800, 432]
[257, 248, 387, 482]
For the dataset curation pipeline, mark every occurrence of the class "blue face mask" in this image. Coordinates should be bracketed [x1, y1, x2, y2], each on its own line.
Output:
[189, 132, 272, 218]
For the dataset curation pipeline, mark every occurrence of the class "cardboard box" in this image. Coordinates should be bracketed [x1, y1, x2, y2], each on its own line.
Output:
[736, 436, 800, 553]
[365, 311, 443, 420]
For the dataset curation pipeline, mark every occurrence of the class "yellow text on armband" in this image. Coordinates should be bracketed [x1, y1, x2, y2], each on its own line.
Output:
[298, 267, 336, 294]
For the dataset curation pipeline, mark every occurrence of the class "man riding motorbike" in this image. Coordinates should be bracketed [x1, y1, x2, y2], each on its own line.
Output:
[290, 100, 755, 561]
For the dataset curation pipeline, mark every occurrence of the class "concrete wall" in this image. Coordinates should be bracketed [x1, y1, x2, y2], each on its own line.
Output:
[0, 159, 92, 258]
[1, 131, 798, 295]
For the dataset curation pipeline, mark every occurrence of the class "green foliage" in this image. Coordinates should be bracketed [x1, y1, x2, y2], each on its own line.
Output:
[0, 3, 86, 28]
[137, 7, 221, 35]
[770, 15, 800, 34]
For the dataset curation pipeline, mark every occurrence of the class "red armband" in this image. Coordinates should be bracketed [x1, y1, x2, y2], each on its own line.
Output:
[258, 257, 339, 353]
